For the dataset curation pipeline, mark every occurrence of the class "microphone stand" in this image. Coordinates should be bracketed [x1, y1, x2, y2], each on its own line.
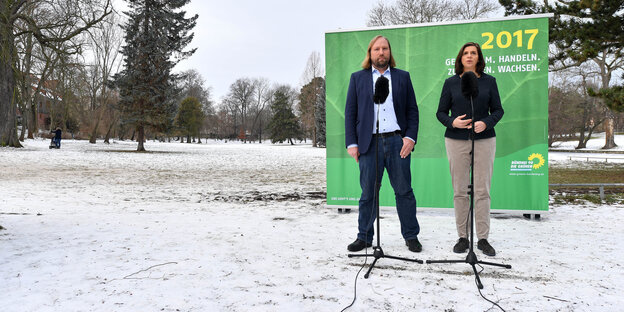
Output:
[426, 88, 510, 289]
[348, 98, 423, 279]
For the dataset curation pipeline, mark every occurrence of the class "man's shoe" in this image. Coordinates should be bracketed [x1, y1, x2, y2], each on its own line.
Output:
[477, 239, 496, 256]
[347, 239, 372, 252]
[405, 238, 422, 252]
[453, 237, 469, 253]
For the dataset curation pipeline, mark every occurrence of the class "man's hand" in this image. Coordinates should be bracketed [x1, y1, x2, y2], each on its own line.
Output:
[347, 146, 360, 162]
[473, 121, 486, 133]
[400, 137, 414, 158]
[452, 114, 472, 129]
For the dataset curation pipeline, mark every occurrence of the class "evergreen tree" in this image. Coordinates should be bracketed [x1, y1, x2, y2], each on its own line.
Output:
[589, 86, 624, 113]
[298, 77, 326, 147]
[268, 86, 301, 145]
[314, 78, 326, 147]
[114, 0, 197, 151]
[175, 96, 204, 143]
[500, 0, 623, 148]
[498, 0, 543, 15]
[551, 0, 622, 148]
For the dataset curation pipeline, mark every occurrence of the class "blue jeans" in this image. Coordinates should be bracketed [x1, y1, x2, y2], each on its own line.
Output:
[357, 134, 420, 243]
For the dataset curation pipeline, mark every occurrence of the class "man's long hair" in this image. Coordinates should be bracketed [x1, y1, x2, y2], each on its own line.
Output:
[361, 35, 396, 69]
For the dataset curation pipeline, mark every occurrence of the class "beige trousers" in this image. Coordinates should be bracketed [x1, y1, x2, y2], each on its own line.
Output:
[445, 137, 496, 240]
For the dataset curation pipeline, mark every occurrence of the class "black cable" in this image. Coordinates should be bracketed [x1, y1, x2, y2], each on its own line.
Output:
[475, 265, 507, 312]
[341, 93, 383, 311]
[468, 96, 505, 312]
[341, 171, 376, 312]
[340, 251, 367, 312]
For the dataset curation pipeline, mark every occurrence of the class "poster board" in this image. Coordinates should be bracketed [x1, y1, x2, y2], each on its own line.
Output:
[325, 14, 551, 213]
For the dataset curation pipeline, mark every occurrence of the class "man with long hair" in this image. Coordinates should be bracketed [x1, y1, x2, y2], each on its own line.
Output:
[344, 35, 422, 253]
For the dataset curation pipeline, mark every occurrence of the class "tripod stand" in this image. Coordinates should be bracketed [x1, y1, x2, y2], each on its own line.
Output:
[426, 76, 510, 289]
[348, 94, 423, 279]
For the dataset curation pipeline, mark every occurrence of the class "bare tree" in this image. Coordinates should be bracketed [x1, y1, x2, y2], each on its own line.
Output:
[179, 69, 213, 111]
[83, 10, 123, 144]
[299, 52, 324, 147]
[178, 69, 213, 142]
[248, 78, 272, 143]
[549, 67, 610, 149]
[1, 0, 113, 147]
[301, 51, 324, 86]
[455, 0, 501, 20]
[367, 0, 500, 26]
[551, 45, 623, 149]
[17, 39, 62, 139]
[223, 78, 255, 141]
[575, 73, 608, 149]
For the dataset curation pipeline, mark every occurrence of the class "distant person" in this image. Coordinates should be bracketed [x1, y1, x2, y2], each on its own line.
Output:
[436, 42, 504, 256]
[52, 127, 62, 149]
[344, 35, 422, 253]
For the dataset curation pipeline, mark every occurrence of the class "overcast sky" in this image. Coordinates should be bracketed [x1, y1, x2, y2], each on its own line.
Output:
[158, 0, 379, 101]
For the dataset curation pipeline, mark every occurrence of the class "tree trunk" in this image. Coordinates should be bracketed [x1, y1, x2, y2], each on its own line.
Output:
[103, 116, 117, 144]
[603, 116, 617, 149]
[0, 33, 22, 147]
[89, 108, 103, 144]
[584, 128, 596, 147]
[597, 53, 616, 149]
[19, 109, 26, 141]
[28, 96, 37, 138]
[137, 125, 145, 151]
[576, 130, 586, 149]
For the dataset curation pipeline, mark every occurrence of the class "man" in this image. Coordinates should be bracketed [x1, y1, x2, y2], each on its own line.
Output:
[344, 35, 421, 253]
[53, 127, 62, 149]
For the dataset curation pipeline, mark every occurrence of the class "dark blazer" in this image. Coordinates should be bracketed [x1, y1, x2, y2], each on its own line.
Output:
[344, 67, 419, 155]
[436, 73, 503, 140]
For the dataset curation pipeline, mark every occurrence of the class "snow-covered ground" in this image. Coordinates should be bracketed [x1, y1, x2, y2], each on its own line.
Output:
[1, 137, 622, 312]
[549, 132, 624, 151]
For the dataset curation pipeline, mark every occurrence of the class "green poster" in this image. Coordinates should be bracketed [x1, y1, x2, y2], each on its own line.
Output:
[325, 15, 551, 212]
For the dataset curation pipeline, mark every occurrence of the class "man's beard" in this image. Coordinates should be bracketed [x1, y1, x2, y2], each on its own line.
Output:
[373, 57, 388, 69]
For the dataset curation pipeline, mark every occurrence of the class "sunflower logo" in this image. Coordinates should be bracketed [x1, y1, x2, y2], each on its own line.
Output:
[528, 153, 545, 170]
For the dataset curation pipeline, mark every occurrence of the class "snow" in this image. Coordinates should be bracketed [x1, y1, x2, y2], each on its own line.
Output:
[549, 134, 624, 166]
[549, 132, 624, 152]
[1, 137, 623, 311]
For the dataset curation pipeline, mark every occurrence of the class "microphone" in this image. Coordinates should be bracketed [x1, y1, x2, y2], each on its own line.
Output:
[461, 71, 479, 99]
[373, 75, 389, 104]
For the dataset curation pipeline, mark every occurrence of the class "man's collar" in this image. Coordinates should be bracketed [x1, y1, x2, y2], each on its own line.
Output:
[372, 66, 390, 75]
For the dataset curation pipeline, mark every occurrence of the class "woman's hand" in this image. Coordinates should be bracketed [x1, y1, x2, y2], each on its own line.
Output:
[473, 121, 486, 133]
[452, 114, 472, 129]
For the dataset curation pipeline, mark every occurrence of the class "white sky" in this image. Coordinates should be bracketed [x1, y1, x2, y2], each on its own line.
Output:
[167, 0, 378, 101]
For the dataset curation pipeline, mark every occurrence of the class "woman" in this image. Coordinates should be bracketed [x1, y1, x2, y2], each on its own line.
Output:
[436, 42, 504, 256]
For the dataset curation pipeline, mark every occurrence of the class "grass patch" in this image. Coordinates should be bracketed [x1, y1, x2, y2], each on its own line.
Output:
[549, 166, 624, 184]
[551, 193, 624, 205]
[549, 165, 624, 205]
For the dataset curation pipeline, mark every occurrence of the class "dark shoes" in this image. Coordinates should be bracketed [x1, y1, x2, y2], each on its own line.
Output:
[453, 237, 469, 253]
[405, 238, 422, 252]
[347, 239, 372, 252]
[453, 238, 497, 256]
[477, 239, 496, 256]
[348, 238, 422, 252]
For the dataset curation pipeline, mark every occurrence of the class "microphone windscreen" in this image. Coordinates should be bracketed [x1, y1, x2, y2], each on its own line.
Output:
[373, 75, 389, 104]
[461, 71, 479, 99]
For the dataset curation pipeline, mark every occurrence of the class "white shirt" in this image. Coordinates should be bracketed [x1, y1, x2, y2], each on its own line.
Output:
[372, 67, 401, 134]
[346, 66, 414, 150]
